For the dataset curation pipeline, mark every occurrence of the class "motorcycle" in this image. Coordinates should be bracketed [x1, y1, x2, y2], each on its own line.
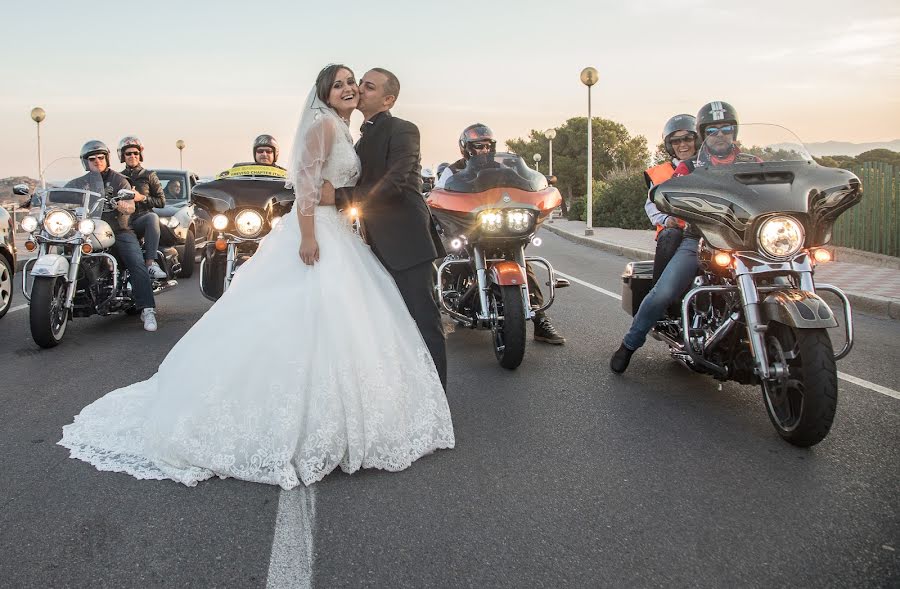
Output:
[427, 152, 565, 369]
[194, 164, 294, 301]
[621, 124, 862, 446]
[16, 161, 178, 348]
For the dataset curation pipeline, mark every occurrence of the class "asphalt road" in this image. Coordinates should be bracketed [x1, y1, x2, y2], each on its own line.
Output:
[1, 231, 898, 588]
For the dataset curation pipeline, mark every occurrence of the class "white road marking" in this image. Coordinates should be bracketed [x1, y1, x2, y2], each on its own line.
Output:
[559, 268, 900, 401]
[556, 271, 621, 301]
[266, 488, 315, 589]
[837, 372, 900, 400]
[8, 303, 28, 314]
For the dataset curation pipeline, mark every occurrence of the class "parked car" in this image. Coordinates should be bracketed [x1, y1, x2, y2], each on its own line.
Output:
[152, 169, 209, 278]
[0, 203, 17, 318]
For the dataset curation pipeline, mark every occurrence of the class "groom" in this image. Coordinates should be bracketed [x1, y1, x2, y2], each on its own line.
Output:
[333, 67, 448, 390]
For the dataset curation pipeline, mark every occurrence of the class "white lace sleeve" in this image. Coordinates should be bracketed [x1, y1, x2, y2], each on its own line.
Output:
[289, 115, 337, 217]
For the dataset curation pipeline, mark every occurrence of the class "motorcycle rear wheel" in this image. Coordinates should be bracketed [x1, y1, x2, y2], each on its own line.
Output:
[30, 276, 69, 348]
[491, 285, 526, 370]
[761, 324, 837, 447]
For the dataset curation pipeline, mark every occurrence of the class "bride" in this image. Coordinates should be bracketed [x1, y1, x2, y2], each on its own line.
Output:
[58, 64, 455, 489]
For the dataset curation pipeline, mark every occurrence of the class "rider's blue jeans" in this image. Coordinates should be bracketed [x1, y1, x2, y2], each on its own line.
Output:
[113, 231, 156, 310]
[623, 237, 699, 350]
[131, 212, 161, 263]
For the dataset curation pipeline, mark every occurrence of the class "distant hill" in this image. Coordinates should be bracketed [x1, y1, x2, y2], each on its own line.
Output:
[805, 140, 900, 157]
[0, 176, 39, 207]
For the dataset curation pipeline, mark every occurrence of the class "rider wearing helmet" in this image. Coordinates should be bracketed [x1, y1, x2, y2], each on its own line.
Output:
[644, 114, 700, 283]
[252, 134, 285, 169]
[118, 136, 167, 280]
[610, 101, 749, 374]
[434, 124, 497, 189]
[68, 140, 158, 331]
[436, 123, 566, 345]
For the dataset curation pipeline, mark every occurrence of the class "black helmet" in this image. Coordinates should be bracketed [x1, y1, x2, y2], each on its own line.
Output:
[696, 101, 739, 140]
[662, 114, 699, 158]
[80, 140, 110, 171]
[117, 136, 144, 163]
[253, 134, 280, 163]
[458, 124, 496, 159]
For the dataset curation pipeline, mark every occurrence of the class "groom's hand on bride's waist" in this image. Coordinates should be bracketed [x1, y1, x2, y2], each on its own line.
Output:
[334, 186, 353, 211]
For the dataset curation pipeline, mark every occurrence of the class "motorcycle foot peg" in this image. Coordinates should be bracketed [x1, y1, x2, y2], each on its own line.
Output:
[549, 278, 570, 288]
[752, 324, 768, 333]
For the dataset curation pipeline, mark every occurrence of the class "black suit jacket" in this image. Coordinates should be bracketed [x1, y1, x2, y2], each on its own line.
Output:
[336, 111, 445, 271]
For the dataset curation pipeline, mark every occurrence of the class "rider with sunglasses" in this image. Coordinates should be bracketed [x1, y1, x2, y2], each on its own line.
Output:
[610, 101, 750, 374]
[67, 140, 158, 331]
[119, 136, 168, 280]
[436, 123, 566, 345]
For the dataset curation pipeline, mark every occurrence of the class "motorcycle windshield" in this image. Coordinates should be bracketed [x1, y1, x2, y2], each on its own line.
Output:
[38, 158, 104, 214]
[191, 176, 295, 214]
[653, 124, 861, 249]
[444, 152, 548, 193]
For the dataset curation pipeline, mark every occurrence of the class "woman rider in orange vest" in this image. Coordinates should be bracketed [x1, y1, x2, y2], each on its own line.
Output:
[643, 114, 700, 283]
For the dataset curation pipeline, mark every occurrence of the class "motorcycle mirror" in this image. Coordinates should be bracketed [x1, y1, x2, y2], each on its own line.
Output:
[117, 188, 136, 201]
[13, 184, 30, 195]
[545, 175, 558, 187]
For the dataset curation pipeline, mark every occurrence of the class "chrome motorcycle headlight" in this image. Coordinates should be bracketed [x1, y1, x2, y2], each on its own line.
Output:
[212, 214, 229, 231]
[235, 209, 264, 237]
[478, 210, 504, 232]
[20, 215, 38, 233]
[43, 209, 75, 237]
[506, 209, 534, 233]
[758, 216, 805, 258]
[78, 219, 96, 235]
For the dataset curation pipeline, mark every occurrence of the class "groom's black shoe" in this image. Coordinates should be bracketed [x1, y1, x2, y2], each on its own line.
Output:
[533, 313, 565, 345]
[610, 342, 636, 374]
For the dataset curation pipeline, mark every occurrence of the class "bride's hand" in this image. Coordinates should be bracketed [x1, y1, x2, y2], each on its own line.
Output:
[299, 237, 319, 265]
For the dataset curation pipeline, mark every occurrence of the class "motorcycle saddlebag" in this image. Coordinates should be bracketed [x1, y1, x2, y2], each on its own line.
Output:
[621, 260, 654, 316]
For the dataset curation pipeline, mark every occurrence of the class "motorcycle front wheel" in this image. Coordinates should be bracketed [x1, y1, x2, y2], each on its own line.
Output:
[491, 284, 526, 370]
[178, 230, 195, 278]
[761, 324, 837, 447]
[30, 276, 69, 348]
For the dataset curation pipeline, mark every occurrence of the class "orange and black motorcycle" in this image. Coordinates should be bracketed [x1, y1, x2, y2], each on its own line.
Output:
[427, 152, 564, 369]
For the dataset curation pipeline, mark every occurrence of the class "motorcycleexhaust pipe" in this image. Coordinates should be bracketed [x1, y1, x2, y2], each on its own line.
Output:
[703, 312, 740, 353]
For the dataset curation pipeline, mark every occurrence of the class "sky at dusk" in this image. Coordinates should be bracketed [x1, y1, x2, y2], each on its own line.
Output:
[2, 0, 899, 179]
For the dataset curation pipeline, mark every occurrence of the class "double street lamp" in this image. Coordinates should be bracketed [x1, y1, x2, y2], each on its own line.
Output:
[580, 67, 598, 236]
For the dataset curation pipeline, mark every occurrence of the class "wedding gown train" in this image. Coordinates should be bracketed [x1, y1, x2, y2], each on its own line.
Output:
[58, 132, 455, 488]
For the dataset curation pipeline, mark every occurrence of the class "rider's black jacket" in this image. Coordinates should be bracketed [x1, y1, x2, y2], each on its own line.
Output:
[66, 169, 133, 234]
[448, 157, 467, 175]
[121, 165, 165, 219]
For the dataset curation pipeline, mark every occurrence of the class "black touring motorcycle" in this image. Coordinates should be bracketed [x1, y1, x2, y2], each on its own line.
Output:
[194, 165, 294, 301]
[621, 125, 862, 447]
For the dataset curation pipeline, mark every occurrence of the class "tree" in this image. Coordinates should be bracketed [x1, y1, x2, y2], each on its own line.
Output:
[506, 117, 650, 214]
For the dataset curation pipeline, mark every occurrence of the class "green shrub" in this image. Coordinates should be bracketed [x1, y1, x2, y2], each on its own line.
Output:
[593, 170, 653, 229]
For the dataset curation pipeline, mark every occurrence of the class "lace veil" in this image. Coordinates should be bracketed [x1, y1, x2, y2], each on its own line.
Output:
[286, 86, 340, 216]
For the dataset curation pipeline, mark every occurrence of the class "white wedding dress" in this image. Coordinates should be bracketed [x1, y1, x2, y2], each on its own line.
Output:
[58, 107, 455, 490]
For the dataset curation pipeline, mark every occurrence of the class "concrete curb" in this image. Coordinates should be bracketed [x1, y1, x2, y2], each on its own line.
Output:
[543, 224, 899, 321]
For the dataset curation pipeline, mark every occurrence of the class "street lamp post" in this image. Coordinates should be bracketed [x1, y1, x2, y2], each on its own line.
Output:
[533, 152, 542, 173]
[580, 67, 598, 236]
[31, 107, 46, 188]
[544, 129, 556, 176]
[176, 139, 185, 169]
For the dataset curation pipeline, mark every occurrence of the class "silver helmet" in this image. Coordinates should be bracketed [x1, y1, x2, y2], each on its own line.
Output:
[80, 140, 110, 171]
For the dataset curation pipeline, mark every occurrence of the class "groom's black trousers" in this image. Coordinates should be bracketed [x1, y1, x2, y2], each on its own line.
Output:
[388, 260, 448, 391]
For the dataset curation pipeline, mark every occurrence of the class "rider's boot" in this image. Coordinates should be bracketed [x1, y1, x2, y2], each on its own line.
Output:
[533, 312, 566, 345]
[610, 342, 635, 373]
